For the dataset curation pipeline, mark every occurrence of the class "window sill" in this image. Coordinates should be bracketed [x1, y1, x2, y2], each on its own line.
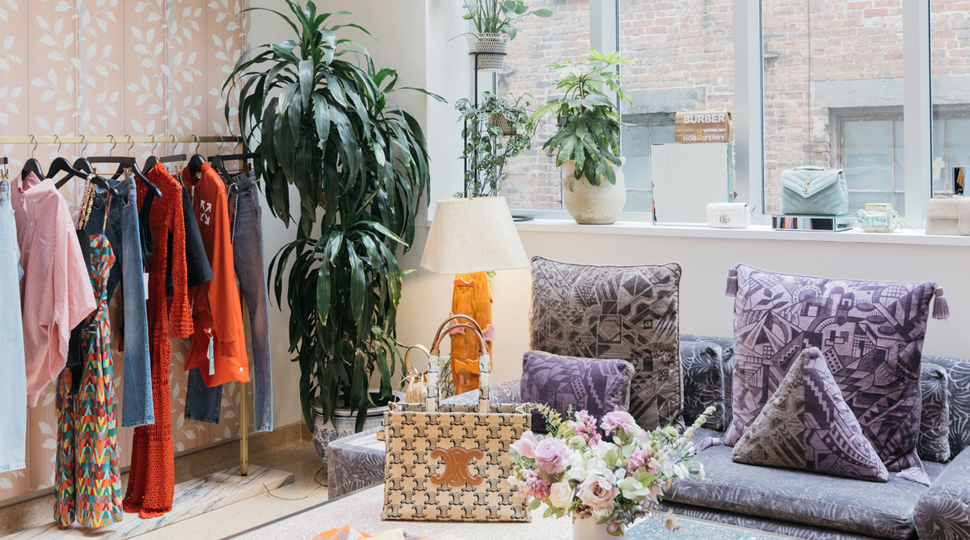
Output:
[510, 219, 970, 247]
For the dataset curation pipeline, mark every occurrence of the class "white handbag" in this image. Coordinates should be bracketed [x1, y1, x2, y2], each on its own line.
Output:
[925, 197, 970, 236]
[706, 202, 750, 229]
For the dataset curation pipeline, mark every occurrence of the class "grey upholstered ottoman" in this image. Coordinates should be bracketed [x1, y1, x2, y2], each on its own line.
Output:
[324, 380, 523, 499]
[326, 427, 386, 498]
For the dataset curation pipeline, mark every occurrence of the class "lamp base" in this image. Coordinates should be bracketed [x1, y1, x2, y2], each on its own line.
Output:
[450, 271, 494, 395]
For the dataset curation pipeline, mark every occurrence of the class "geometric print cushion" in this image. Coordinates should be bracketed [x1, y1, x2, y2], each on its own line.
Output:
[679, 340, 727, 431]
[520, 351, 635, 433]
[732, 348, 889, 482]
[724, 263, 938, 472]
[530, 256, 683, 430]
[919, 363, 950, 463]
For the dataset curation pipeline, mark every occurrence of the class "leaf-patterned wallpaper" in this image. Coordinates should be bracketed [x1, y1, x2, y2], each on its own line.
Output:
[0, 0, 250, 502]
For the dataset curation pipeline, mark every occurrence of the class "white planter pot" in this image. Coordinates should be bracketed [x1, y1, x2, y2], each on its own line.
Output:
[466, 33, 509, 71]
[562, 158, 626, 225]
[311, 392, 402, 465]
[573, 515, 623, 539]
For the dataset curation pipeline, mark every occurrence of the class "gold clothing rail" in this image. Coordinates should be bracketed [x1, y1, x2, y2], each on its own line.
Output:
[0, 135, 242, 145]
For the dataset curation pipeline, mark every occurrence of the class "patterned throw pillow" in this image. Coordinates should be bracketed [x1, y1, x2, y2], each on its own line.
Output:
[733, 348, 889, 482]
[725, 264, 939, 472]
[919, 363, 951, 463]
[680, 340, 726, 431]
[520, 351, 634, 433]
[530, 256, 682, 430]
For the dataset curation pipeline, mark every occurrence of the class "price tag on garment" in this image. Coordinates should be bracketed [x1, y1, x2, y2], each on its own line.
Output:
[206, 330, 215, 376]
[144, 273, 150, 298]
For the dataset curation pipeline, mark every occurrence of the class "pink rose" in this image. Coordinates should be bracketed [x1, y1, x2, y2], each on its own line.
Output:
[510, 431, 537, 459]
[577, 474, 619, 512]
[524, 470, 551, 499]
[534, 438, 569, 474]
[600, 410, 638, 437]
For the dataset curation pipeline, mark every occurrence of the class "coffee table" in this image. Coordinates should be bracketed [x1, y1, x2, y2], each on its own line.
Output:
[224, 484, 792, 540]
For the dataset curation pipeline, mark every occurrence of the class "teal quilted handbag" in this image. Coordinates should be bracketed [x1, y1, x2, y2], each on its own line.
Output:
[780, 166, 848, 216]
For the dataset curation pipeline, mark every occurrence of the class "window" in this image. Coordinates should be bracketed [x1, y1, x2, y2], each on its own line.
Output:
[932, 2, 970, 197]
[465, 1, 956, 227]
[830, 108, 905, 214]
[618, 0, 735, 216]
[762, 0, 905, 215]
[497, 0, 590, 212]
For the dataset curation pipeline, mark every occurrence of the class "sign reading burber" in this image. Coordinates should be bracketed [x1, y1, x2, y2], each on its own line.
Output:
[674, 110, 734, 143]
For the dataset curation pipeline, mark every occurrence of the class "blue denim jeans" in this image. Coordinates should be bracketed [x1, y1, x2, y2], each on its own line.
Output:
[88, 178, 154, 428]
[186, 172, 273, 432]
[0, 178, 27, 472]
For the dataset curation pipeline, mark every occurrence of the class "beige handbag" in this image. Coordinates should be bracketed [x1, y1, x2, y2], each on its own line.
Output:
[925, 196, 970, 236]
[382, 315, 531, 523]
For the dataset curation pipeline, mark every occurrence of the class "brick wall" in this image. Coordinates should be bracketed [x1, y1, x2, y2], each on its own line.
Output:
[489, 0, 970, 214]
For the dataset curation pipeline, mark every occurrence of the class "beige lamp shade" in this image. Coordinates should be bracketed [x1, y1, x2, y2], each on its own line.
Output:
[420, 197, 530, 274]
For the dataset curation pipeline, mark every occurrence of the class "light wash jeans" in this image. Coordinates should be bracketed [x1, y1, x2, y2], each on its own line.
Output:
[87, 178, 154, 428]
[0, 178, 27, 472]
[185, 172, 273, 432]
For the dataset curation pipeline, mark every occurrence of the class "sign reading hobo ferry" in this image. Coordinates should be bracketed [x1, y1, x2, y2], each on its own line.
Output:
[674, 110, 734, 143]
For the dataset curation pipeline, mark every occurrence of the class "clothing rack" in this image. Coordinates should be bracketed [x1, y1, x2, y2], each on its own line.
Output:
[2, 132, 252, 478]
[0, 135, 242, 145]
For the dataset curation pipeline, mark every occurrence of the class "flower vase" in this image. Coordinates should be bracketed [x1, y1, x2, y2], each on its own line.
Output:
[573, 515, 621, 539]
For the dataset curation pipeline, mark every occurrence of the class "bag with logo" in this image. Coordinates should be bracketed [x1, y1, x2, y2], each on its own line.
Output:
[780, 166, 849, 216]
[381, 315, 531, 522]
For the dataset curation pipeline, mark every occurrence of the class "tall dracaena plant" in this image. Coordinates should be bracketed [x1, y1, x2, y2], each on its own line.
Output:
[226, 1, 443, 431]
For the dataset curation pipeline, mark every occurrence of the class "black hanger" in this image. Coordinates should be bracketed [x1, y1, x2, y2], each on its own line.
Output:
[142, 154, 186, 176]
[48, 157, 87, 181]
[21, 158, 44, 181]
[188, 154, 207, 178]
[53, 157, 120, 196]
[87, 156, 163, 199]
[208, 152, 258, 180]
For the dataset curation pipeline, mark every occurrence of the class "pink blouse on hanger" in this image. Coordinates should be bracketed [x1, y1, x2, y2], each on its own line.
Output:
[12, 172, 95, 406]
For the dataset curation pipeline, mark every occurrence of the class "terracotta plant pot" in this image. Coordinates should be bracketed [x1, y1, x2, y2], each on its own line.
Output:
[562, 158, 626, 225]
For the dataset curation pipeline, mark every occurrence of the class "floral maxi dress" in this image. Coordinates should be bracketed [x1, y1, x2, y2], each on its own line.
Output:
[54, 233, 123, 528]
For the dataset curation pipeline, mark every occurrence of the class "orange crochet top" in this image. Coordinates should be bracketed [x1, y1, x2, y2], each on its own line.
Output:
[123, 163, 191, 518]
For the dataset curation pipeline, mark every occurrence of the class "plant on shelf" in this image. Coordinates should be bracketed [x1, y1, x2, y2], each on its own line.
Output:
[530, 49, 635, 224]
[456, 92, 536, 198]
[508, 406, 715, 538]
[463, 0, 552, 39]
[226, 0, 444, 435]
[462, 0, 552, 71]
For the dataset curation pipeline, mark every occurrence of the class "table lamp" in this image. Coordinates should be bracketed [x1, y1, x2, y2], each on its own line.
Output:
[420, 197, 529, 395]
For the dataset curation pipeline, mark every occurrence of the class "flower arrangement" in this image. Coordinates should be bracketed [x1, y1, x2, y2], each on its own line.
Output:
[507, 405, 715, 536]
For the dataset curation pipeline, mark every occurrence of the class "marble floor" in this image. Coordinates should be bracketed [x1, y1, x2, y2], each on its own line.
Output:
[0, 425, 328, 540]
[132, 442, 329, 540]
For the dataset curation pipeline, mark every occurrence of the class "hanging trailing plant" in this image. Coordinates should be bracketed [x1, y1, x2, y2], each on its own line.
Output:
[456, 92, 536, 198]
[226, 0, 444, 431]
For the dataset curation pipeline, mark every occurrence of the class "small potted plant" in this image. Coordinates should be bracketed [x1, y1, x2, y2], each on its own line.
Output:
[463, 0, 552, 71]
[508, 405, 715, 538]
[531, 50, 634, 224]
[456, 92, 537, 197]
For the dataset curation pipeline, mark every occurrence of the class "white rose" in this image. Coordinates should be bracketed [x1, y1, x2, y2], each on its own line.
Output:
[548, 481, 574, 509]
[565, 462, 586, 482]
